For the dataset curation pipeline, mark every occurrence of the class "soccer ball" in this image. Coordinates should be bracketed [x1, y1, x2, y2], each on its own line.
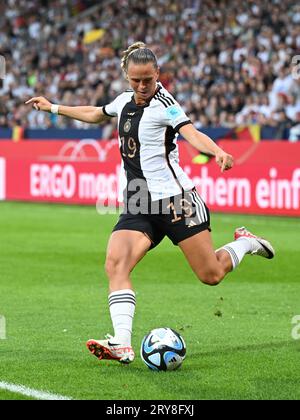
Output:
[140, 327, 186, 371]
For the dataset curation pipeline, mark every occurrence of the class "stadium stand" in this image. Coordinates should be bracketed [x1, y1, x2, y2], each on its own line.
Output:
[0, 0, 299, 139]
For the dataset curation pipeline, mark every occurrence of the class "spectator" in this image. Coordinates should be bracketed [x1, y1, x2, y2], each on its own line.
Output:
[0, 0, 299, 139]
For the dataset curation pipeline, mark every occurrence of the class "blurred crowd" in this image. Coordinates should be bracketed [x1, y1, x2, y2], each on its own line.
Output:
[0, 0, 300, 140]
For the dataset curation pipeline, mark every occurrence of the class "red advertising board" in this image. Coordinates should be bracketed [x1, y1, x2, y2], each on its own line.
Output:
[6, 159, 121, 205]
[0, 139, 299, 216]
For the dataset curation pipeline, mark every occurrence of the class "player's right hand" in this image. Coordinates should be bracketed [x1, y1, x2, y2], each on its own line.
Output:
[25, 96, 52, 112]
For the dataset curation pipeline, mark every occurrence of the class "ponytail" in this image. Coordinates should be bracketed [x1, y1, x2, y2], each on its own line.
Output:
[121, 42, 158, 73]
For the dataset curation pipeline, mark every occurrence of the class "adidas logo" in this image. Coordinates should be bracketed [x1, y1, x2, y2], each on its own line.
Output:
[188, 220, 197, 228]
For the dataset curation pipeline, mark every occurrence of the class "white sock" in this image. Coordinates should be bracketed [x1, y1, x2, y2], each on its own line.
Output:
[108, 289, 136, 346]
[219, 238, 252, 270]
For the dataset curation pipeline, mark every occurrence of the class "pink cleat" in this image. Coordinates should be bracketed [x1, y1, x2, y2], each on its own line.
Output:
[87, 334, 135, 364]
[234, 226, 275, 259]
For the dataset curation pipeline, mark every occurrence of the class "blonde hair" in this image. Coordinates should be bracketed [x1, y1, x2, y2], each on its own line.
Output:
[121, 42, 158, 73]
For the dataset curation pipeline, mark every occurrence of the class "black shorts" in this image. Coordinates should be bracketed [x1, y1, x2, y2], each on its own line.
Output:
[113, 189, 211, 249]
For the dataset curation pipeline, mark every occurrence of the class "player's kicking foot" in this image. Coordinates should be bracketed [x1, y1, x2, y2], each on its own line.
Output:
[234, 226, 275, 259]
[86, 335, 135, 364]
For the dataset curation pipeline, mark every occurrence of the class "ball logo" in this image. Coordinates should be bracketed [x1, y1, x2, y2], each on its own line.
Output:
[291, 315, 300, 340]
[170, 335, 184, 351]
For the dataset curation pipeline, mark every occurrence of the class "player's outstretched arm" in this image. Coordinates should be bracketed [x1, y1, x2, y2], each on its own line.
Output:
[25, 96, 110, 124]
[179, 123, 234, 173]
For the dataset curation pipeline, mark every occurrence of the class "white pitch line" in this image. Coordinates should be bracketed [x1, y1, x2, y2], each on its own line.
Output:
[0, 381, 72, 400]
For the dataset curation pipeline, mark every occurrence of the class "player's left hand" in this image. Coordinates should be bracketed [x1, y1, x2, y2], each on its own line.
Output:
[216, 151, 234, 173]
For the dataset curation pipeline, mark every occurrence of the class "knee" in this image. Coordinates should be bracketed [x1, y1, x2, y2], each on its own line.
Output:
[105, 252, 129, 279]
[197, 268, 225, 286]
[105, 255, 121, 279]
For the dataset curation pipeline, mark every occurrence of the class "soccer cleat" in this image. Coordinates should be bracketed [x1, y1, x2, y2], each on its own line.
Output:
[234, 226, 275, 259]
[86, 334, 135, 364]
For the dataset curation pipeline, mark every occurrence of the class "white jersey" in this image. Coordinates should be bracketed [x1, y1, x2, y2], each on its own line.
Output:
[103, 83, 194, 201]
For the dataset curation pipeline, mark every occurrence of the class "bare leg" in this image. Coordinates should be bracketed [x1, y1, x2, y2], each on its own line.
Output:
[105, 230, 151, 292]
[179, 230, 233, 286]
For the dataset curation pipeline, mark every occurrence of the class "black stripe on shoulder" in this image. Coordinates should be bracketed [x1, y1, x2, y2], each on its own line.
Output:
[154, 95, 169, 108]
[157, 92, 173, 107]
[159, 92, 175, 106]
[102, 106, 114, 117]
[125, 89, 134, 92]
[174, 120, 192, 133]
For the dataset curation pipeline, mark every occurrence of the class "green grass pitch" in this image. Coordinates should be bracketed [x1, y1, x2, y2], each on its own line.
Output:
[0, 202, 299, 400]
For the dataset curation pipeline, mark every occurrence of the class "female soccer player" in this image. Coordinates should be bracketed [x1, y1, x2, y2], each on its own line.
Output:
[26, 42, 275, 364]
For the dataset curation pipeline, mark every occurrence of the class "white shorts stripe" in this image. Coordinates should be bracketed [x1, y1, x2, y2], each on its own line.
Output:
[190, 191, 203, 223]
[197, 193, 208, 222]
[191, 191, 208, 223]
